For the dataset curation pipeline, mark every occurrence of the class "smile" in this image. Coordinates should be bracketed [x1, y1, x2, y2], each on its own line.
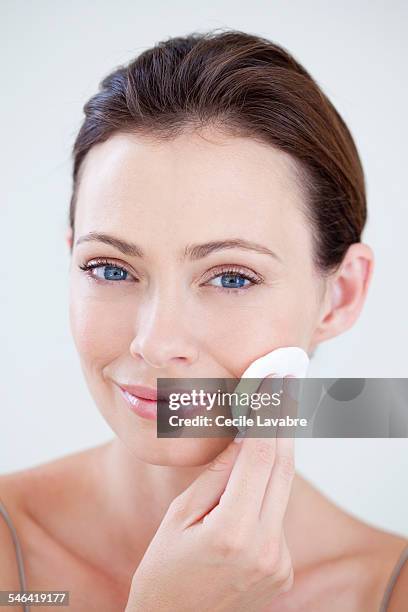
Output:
[119, 387, 158, 421]
[118, 385, 214, 422]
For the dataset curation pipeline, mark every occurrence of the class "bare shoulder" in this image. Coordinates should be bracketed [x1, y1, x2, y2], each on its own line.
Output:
[286, 476, 408, 611]
[274, 525, 408, 612]
[309, 529, 408, 612]
[386, 552, 408, 612]
[0, 443, 107, 516]
[348, 531, 408, 612]
[0, 444, 107, 581]
[0, 474, 25, 589]
[370, 528, 408, 612]
[0, 445, 114, 612]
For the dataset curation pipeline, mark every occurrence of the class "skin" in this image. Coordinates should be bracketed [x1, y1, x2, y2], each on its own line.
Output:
[1, 128, 407, 611]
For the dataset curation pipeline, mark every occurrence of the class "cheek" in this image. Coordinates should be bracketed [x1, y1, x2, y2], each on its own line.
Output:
[69, 292, 131, 366]
[200, 289, 316, 377]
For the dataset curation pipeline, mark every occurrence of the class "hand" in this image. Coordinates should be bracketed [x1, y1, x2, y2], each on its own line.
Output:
[126, 378, 296, 612]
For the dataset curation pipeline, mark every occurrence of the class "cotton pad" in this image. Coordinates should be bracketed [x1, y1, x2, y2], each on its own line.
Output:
[231, 346, 310, 427]
[240, 346, 310, 379]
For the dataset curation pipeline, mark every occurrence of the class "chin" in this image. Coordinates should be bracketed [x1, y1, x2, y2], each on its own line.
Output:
[120, 432, 231, 467]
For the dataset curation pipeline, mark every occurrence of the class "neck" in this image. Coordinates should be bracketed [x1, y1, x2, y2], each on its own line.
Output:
[96, 437, 356, 577]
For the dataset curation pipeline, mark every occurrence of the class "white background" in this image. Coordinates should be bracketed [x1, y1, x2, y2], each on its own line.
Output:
[1, 1, 407, 536]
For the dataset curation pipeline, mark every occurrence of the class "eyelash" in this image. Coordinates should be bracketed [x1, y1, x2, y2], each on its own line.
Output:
[78, 258, 264, 293]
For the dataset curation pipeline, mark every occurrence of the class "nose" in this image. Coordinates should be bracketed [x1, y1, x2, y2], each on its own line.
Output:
[129, 290, 199, 370]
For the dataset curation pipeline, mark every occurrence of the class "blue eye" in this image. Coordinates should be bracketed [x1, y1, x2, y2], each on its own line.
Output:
[99, 265, 128, 281]
[79, 260, 131, 282]
[209, 272, 252, 289]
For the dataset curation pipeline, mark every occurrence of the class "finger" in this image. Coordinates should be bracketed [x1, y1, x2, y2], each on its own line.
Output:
[260, 378, 296, 537]
[259, 435, 295, 535]
[170, 439, 242, 526]
[213, 441, 277, 523]
[181, 374, 280, 525]
[211, 375, 283, 523]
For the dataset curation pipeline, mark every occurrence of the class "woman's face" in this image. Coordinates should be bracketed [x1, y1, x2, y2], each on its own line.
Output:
[69, 129, 329, 466]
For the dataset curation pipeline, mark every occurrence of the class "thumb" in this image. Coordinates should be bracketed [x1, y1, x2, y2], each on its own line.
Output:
[168, 439, 241, 526]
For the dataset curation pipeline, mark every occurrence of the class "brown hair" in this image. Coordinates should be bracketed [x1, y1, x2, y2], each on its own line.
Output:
[69, 29, 366, 275]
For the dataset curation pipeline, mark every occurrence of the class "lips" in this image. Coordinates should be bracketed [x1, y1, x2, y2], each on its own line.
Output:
[116, 382, 206, 402]
[118, 384, 158, 401]
[116, 380, 230, 424]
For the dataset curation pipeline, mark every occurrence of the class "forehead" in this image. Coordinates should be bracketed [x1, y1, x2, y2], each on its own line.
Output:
[74, 129, 310, 258]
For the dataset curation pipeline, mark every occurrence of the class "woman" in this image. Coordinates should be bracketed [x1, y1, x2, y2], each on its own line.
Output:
[1, 29, 407, 611]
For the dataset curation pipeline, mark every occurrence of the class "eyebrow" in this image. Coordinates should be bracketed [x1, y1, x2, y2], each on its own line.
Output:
[75, 232, 282, 262]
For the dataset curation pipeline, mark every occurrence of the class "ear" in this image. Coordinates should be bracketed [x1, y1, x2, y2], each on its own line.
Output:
[310, 242, 374, 349]
[65, 227, 73, 251]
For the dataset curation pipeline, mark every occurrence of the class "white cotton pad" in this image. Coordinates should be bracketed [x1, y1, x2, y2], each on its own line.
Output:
[231, 346, 310, 426]
[240, 346, 310, 379]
